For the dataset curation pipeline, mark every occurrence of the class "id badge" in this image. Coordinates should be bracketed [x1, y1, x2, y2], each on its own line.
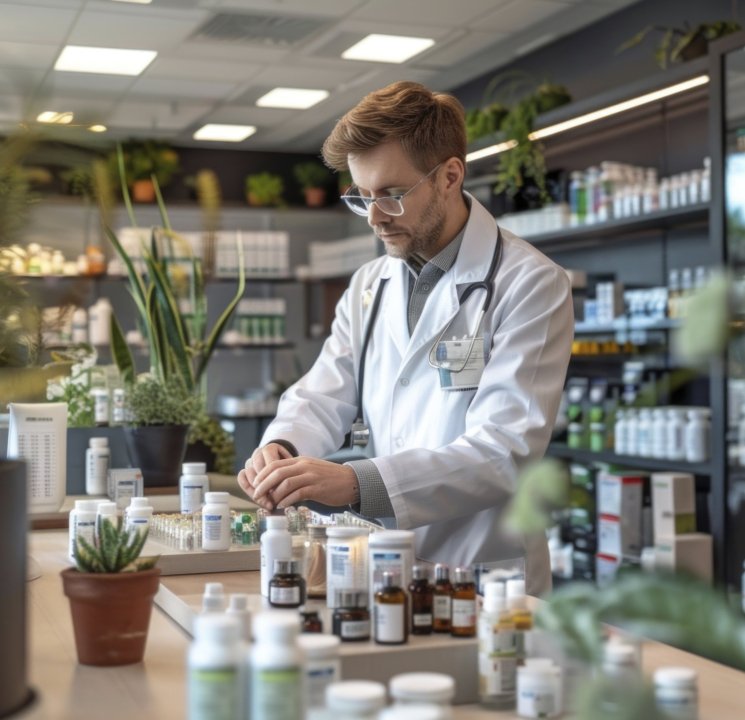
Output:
[436, 336, 485, 391]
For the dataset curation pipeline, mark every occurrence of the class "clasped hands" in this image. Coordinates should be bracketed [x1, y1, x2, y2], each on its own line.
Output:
[236, 442, 359, 511]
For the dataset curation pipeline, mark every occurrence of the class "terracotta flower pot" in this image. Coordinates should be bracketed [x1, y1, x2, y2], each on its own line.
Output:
[303, 187, 326, 208]
[61, 567, 161, 666]
[131, 179, 156, 203]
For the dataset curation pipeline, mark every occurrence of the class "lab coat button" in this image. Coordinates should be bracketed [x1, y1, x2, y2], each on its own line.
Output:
[400, 377, 409, 387]
[395, 437, 404, 447]
[421, 283, 431, 292]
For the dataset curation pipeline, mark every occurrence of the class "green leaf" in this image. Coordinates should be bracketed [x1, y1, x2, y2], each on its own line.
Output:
[116, 143, 137, 228]
[504, 458, 570, 534]
[110, 313, 135, 384]
[616, 25, 654, 53]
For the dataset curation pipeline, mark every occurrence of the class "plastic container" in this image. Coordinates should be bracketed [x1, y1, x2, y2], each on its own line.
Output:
[250, 611, 303, 720]
[666, 408, 686, 461]
[613, 409, 627, 455]
[85, 437, 110, 495]
[68, 499, 98, 562]
[478, 582, 516, 709]
[368, 530, 415, 608]
[390, 672, 455, 711]
[684, 409, 710, 463]
[88, 298, 112, 346]
[297, 633, 341, 710]
[651, 408, 668, 459]
[637, 408, 653, 457]
[326, 526, 369, 608]
[260, 515, 292, 597]
[201, 582, 226, 613]
[95, 501, 118, 540]
[187, 613, 243, 720]
[304, 524, 328, 598]
[602, 642, 639, 684]
[379, 705, 449, 720]
[180, 462, 209, 514]
[654, 667, 698, 720]
[516, 659, 562, 718]
[91, 388, 109, 426]
[225, 593, 251, 642]
[202, 492, 231, 552]
[126, 505, 153, 536]
[325, 680, 386, 718]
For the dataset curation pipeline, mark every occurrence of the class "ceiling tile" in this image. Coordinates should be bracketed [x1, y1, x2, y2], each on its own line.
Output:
[0, 41, 61, 69]
[129, 76, 239, 101]
[208, 0, 367, 16]
[247, 62, 363, 90]
[349, 0, 508, 26]
[203, 104, 296, 127]
[146, 56, 262, 83]
[41, 71, 134, 97]
[0, 4, 77, 43]
[178, 39, 292, 65]
[473, 0, 572, 31]
[108, 100, 212, 131]
[416, 30, 508, 69]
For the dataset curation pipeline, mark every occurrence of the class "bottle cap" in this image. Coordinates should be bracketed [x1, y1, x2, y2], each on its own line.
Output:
[307, 524, 327, 539]
[89, 437, 109, 448]
[326, 681, 386, 712]
[335, 590, 367, 609]
[297, 633, 340, 658]
[603, 642, 637, 667]
[96, 501, 118, 516]
[226, 593, 249, 612]
[389, 672, 455, 704]
[381, 570, 400, 589]
[193, 613, 240, 644]
[326, 526, 369, 538]
[506, 578, 527, 609]
[412, 565, 430, 581]
[129, 497, 151, 509]
[434, 563, 450, 581]
[453, 566, 472, 584]
[182, 462, 206, 475]
[654, 667, 697, 688]
[74, 499, 100, 513]
[368, 530, 415, 547]
[273, 559, 298, 575]
[252, 610, 300, 642]
[204, 491, 229, 505]
[265, 515, 288, 530]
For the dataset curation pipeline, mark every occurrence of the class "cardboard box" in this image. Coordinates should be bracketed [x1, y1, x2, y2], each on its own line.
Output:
[651, 472, 696, 541]
[598, 514, 643, 558]
[654, 533, 712, 584]
[596, 553, 622, 587]
[597, 470, 645, 517]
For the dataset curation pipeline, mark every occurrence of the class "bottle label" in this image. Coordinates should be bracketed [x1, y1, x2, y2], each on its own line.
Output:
[181, 483, 205, 514]
[306, 663, 339, 708]
[479, 652, 517, 696]
[434, 595, 451, 620]
[189, 667, 240, 720]
[203, 515, 225, 542]
[451, 598, 476, 628]
[413, 613, 432, 627]
[374, 603, 406, 643]
[479, 618, 516, 654]
[517, 686, 556, 716]
[341, 619, 370, 639]
[251, 668, 303, 719]
[269, 585, 300, 605]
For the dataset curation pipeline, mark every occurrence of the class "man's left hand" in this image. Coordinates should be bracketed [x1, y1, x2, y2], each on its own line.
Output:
[252, 456, 359, 509]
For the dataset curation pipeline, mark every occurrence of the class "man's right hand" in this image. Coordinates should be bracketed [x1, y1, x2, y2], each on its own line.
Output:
[237, 442, 294, 510]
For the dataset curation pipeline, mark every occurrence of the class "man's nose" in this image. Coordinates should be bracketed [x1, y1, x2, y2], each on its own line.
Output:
[367, 200, 390, 227]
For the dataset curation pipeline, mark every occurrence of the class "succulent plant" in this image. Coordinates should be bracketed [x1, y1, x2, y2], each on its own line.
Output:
[74, 517, 157, 573]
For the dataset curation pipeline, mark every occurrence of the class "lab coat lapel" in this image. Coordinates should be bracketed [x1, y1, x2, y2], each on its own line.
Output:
[379, 258, 409, 360]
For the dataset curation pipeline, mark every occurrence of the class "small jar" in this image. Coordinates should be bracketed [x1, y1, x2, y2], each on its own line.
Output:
[516, 659, 562, 718]
[589, 421, 605, 452]
[390, 672, 455, 714]
[300, 609, 323, 633]
[602, 642, 640, 685]
[201, 491, 231, 551]
[297, 634, 341, 710]
[651, 407, 668, 459]
[684, 408, 710, 463]
[325, 681, 387, 719]
[666, 407, 686, 461]
[450, 566, 476, 638]
[269, 559, 306, 608]
[303, 524, 328, 599]
[332, 590, 371, 642]
[654, 667, 698, 720]
[637, 408, 653, 457]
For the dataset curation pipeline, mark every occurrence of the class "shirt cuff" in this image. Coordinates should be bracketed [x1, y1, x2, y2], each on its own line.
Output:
[345, 459, 394, 519]
[266, 439, 299, 457]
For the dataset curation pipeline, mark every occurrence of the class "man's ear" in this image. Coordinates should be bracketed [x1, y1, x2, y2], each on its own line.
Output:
[441, 157, 465, 193]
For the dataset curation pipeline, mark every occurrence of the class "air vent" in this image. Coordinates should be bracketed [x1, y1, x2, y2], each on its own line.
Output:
[191, 12, 329, 47]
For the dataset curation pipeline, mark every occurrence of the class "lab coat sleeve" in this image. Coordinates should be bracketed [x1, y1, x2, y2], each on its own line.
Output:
[372, 261, 574, 530]
[259, 285, 359, 458]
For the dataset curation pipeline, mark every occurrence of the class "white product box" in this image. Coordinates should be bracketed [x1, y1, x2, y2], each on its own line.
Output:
[108, 468, 144, 510]
[598, 514, 643, 558]
[651, 472, 696, 541]
[595, 553, 622, 587]
[654, 533, 712, 584]
[597, 471, 645, 517]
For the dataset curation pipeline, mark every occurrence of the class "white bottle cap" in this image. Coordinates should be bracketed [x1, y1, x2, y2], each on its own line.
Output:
[204, 491, 230, 505]
[482, 581, 506, 613]
[603, 642, 637, 667]
[127, 507, 153, 520]
[75, 499, 100, 513]
[326, 681, 387, 712]
[265, 515, 288, 530]
[193, 613, 240, 643]
[182, 462, 207, 475]
[326, 526, 369, 538]
[389, 672, 455, 704]
[227, 593, 249, 612]
[368, 529, 415, 547]
[89, 437, 109, 448]
[96, 502, 118, 516]
[202, 582, 226, 612]
[252, 610, 299, 642]
[129, 497, 150, 509]
[654, 667, 697, 688]
[297, 634, 341, 659]
[379, 705, 447, 720]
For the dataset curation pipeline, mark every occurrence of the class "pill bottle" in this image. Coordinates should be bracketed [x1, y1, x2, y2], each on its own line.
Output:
[332, 590, 371, 642]
[684, 409, 710, 463]
[325, 680, 386, 719]
[201, 492, 231, 551]
[268, 559, 306, 608]
[390, 672, 455, 713]
[409, 564, 434, 635]
[95, 501, 118, 540]
[379, 705, 449, 720]
[666, 407, 686, 461]
[187, 614, 243, 720]
[180, 462, 209, 514]
[85, 437, 110, 495]
[326, 526, 369, 608]
[368, 529, 415, 609]
[516, 659, 562, 718]
[297, 633, 341, 710]
[260, 515, 292, 597]
[433, 563, 453, 633]
[451, 566, 477, 638]
[373, 570, 408, 645]
[68, 499, 98, 562]
[202, 582, 226, 613]
[654, 667, 698, 720]
[225, 593, 251, 642]
[602, 642, 640, 685]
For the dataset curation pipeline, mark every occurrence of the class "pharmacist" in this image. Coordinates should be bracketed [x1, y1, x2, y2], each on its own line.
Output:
[237, 81, 573, 595]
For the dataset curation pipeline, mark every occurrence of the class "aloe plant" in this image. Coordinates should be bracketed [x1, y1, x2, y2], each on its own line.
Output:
[74, 517, 157, 573]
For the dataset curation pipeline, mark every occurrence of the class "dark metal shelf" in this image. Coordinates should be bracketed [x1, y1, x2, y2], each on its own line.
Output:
[546, 442, 712, 476]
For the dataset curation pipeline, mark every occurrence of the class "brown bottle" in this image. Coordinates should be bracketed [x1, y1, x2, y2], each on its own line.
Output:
[408, 564, 433, 635]
[374, 570, 408, 645]
[268, 559, 306, 608]
[450, 566, 476, 638]
[433, 563, 453, 633]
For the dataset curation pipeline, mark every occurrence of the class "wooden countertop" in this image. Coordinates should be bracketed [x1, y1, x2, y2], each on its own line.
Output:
[25, 529, 745, 720]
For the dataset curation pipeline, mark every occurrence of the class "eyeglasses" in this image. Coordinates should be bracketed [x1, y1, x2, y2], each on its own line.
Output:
[341, 163, 441, 217]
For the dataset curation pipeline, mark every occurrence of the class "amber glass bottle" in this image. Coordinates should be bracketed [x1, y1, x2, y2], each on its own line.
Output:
[433, 563, 453, 633]
[268, 559, 306, 608]
[450, 566, 476, 638]
[408, 564, 433, 635]
[374, 571, 408, 645]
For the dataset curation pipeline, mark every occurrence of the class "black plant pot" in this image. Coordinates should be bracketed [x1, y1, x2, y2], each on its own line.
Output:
[184, 439, 217, 472]
[0, 459, 32, 718]
[123, 425, 189, 488]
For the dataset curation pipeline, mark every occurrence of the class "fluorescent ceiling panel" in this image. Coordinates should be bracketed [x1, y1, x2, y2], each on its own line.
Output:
[55, 45, 157, 76]
[256, 87, 329, 109]
[193, 124, 256, 142]
[341, 34, 435, 63]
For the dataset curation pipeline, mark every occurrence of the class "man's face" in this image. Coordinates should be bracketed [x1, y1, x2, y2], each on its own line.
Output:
[347, 142, 445, 260]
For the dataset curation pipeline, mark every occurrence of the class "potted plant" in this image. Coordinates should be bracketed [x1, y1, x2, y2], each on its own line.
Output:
[293, 161, 331, 207]
[112, 140, 180, 203]
[618, 20, 741, 69]
[245, 171, 284, 207]
[60, 517, 160, 666]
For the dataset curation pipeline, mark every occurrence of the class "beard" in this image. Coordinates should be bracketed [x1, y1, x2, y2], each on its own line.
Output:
[375, 186, 446, 260]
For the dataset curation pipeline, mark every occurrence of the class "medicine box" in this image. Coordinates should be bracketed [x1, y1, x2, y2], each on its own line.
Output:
[651, 472, 696, 541]
[107, 467, 144, 510]
[595, 553, 622, 587]
[597, 470, 645, 517]
[654, 533, 712, 583]
[598, 513, 642, 558]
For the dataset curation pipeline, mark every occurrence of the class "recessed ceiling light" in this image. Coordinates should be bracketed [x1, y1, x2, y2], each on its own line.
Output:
[88, 124, 107, 133]
[193, 124, 257, 142]
[55, 45, 157, 76]
[110, 0, 152, 4]
[256, 88, 329, 110]
[37, 111, 74, 124]
[341, 34, 435, 63]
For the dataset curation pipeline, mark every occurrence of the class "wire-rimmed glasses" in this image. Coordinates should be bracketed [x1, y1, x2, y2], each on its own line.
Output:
[340, 163, 441, 217]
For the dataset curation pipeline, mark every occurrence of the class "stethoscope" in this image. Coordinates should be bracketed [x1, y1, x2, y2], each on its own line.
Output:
[350, 228, 503, 448]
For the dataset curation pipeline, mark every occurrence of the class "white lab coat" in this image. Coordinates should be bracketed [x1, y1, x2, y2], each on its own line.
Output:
[262, 195, 574, 595]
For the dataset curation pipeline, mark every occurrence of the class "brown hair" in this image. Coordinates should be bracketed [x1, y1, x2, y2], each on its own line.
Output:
[321, 81, 466, 173]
